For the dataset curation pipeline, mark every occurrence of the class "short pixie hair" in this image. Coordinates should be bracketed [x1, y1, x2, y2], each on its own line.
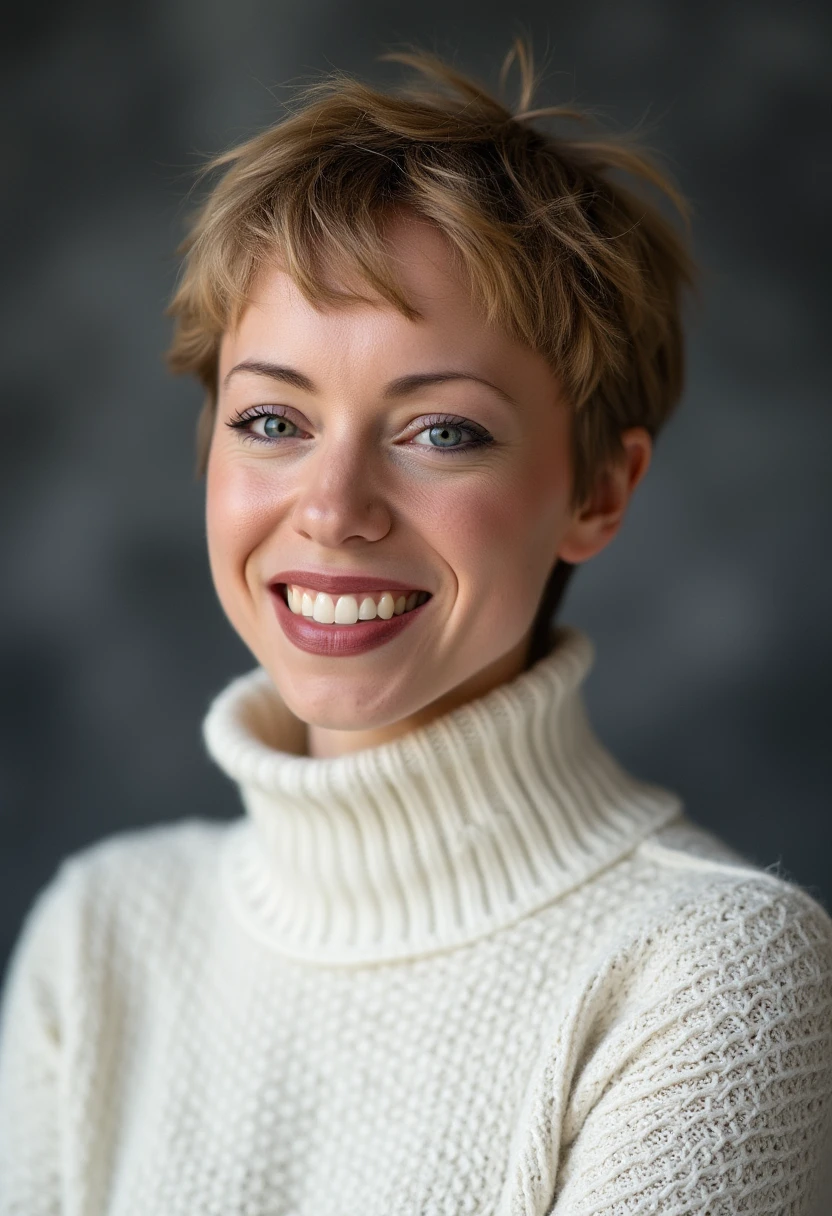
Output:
[167, 43, 695, 647]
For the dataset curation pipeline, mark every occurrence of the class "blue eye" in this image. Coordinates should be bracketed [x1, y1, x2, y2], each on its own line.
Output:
[425, 424, 464, 448]
[410, 416, 492, 453]
[225, 408, 305, 444]
[262, 415, 300, 439]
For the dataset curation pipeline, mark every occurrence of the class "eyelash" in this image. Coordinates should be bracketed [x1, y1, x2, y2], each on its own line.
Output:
[225, 406, 494, 455]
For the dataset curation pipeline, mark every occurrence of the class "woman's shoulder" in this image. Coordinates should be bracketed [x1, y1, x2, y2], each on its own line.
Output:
[553, 814, 832, 1013]
[6, 818, 236, 984]
[552, 823, 832, 1165]
[613, 818, 832, 1009]
[45, 815, 232, 914]
[60, 814, 231, 883]
[547, 851, 832, 1216]
[0, 818, 244, 1156]
[647, 817, 829, 929]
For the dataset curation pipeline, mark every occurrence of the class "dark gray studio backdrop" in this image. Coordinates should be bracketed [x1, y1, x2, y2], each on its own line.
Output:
[2, 0, 831, 978]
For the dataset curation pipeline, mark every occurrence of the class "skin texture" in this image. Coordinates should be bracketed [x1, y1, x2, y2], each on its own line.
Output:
[206, 216, 651, 758]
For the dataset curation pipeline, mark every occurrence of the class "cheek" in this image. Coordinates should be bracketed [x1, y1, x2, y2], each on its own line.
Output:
[417, 453, 568, 614]
[205, 455, 289, 595]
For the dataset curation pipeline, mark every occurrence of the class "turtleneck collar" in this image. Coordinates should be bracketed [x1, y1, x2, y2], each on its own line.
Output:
[202, 625, 682, 965]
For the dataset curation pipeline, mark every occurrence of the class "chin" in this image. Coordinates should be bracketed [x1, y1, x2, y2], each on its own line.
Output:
[274, 664, 423, 733]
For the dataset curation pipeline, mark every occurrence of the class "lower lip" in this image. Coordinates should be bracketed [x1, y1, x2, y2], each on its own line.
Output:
[271, 588, 428, 657]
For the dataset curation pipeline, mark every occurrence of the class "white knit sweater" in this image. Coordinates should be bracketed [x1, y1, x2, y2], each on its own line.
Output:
[2, 625, 831, 1215]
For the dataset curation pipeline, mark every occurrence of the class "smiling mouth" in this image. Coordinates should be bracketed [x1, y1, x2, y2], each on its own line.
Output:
[281, 583, 430, 625]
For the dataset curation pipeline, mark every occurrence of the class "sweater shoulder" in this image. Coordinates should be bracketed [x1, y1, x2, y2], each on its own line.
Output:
[609, 822, 832, 1017]
[554, 828, 832, 1162]
[8, 818, 235, 976]
[642, 814, 755, 868]
[643, 864, 832, 986]
[59, 816, 233, 930]
[556, 815, 832, 999]
[628, 813, 827, 920]
[550, 853, 832, 1215]
[639, 816, 832, 954]
[60, 815, 231, 888]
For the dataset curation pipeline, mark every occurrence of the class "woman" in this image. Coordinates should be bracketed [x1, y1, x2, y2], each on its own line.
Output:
[2, 43, 831, 1215]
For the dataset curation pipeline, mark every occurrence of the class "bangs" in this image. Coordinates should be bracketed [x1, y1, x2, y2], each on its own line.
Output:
[167, 42, 695, 506]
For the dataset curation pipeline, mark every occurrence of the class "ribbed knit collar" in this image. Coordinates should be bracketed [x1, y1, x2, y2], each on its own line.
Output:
[203, 625, 682, 965]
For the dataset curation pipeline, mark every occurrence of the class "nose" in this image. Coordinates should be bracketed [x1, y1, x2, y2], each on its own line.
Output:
[290, 439, 392, 548]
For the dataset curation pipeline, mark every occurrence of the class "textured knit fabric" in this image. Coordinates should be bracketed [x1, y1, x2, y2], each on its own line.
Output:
[1, 624, 831, 1216]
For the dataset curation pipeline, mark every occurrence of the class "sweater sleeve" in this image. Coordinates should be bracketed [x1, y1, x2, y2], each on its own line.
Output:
[550, 877, 832, 1216]
[0, 865, 73, 1216]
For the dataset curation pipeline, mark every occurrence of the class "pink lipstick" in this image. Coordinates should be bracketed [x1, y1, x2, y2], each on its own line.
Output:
[270, 585, 430, 657]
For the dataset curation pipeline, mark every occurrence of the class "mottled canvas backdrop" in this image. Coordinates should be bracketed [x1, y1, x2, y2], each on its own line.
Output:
[2, 0, 831, 981]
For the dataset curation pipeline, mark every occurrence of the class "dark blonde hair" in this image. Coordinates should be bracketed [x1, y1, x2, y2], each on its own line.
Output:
[167, 42, 696, 645]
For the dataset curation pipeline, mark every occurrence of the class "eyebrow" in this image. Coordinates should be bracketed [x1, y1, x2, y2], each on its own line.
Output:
[383, 371, 518, 409]
[223, 361, 316, 393]
[222, 360, 518, 409]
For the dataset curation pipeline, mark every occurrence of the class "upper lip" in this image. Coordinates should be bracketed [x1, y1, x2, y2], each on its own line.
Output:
[270, 570, 427, 596]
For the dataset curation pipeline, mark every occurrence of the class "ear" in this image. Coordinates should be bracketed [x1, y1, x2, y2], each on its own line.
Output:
[557, 427, 653, 565]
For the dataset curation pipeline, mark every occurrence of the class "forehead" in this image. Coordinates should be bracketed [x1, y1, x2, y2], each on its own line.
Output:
[218, 216, 538, 390]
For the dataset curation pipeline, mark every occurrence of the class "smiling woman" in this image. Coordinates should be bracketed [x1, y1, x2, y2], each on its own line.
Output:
[203, 217, 651, 753]
[1, 39, 831, 1216]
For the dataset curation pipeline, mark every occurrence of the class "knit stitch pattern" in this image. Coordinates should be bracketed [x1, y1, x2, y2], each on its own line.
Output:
[1, 627, 830, 1215]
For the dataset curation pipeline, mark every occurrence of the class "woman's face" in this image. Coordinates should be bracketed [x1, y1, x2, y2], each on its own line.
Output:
[207, 216, 646, 756]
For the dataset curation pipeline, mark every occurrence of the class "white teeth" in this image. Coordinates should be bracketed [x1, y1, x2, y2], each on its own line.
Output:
[377, 593, 395, 620]
[285, 585, 429, 624]
[313, 593, 336, 624]
[334, 594, 359, 624]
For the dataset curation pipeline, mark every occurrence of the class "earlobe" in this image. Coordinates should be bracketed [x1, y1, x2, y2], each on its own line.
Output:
[556, 428, 652, 566]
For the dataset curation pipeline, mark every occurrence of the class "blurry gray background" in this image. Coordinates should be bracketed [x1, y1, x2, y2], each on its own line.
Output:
[2, 0, 831, 984]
